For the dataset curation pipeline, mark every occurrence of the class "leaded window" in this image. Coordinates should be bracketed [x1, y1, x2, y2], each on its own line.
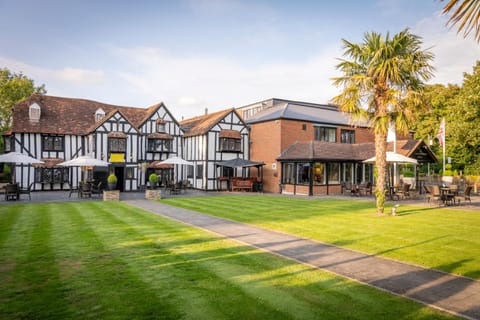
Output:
[219, 138, 241, 152]
[147, 139, 172, 152]
[108, 138, 126, 152]
[42, 135, 64, 152]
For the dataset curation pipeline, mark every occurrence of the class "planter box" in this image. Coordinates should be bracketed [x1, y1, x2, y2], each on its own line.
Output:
[145, 189, 161, 200]
[103, 190, 120, 201]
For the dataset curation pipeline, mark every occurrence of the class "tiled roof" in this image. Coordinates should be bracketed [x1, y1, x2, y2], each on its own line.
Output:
[11, 94, 164, 135]
[246, 101, 369, 127]
[219, 129, 241, 139]
[147, 133, 173, 139]
[277, 139, 435, 163]
[277, 141, 375, 161]
[180, 108, 234, 137]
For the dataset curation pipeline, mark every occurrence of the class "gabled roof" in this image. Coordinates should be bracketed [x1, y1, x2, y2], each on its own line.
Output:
[246, 101, 369, 127]
[10, 94, 165, 135]
[277, 139, 437, 163]
[180, 108, 235, 137]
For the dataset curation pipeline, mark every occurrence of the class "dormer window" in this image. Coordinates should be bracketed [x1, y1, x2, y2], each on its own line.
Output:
[156, 119, 166, 133]
[29, 103, 41, 122]
[95, 108, 105, 122]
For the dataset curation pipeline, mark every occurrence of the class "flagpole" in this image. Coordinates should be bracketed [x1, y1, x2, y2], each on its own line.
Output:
[442, 119, 446, 173]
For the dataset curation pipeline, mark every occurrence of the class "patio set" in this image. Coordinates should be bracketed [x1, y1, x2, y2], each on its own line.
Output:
[424, 184, 472, 206]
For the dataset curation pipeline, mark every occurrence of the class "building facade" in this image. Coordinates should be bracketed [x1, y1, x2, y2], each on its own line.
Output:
[239, 98, 437, 196]
[180, 108, 250, 190]
[3, 95, 183, 191]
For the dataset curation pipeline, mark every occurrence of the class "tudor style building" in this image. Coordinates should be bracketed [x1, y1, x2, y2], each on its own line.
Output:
[3, 94, 182, 191]
[179, 108, 249, 190]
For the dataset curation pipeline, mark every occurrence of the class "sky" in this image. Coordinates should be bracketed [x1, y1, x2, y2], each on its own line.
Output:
[1, 0, 479, 120]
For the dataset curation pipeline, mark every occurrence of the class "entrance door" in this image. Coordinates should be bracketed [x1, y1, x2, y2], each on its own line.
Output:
[114, 166, 125, 191]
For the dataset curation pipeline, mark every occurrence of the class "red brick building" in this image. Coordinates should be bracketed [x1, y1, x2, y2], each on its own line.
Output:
[239, 98, 436, 195]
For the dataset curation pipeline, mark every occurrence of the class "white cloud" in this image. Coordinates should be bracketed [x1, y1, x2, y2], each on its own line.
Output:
[114, 45, 342, 119]
[0, 56, 105, 86]
[413, 12, 480, 85]
[55, 67, 105, 85]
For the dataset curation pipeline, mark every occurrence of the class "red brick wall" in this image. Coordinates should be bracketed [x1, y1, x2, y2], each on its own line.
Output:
[249, 119, 374, 194]
[250, 121, 282, 193]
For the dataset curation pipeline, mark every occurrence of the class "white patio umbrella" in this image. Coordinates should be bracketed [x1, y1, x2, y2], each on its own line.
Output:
[363, 152, 418, 165]
[58, 155, 110, 182]
[0, 152, 44, 183]
[0, 152, 44, 165]
[363, 152, 418, 189]
[159, 156, 193, 183]
[159, 156, 193, 166]
[58, 155, 110, 167]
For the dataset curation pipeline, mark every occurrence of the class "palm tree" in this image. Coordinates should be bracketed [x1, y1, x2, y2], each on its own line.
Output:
[442, 0, 480, 43]
[332, 29, 434, 215]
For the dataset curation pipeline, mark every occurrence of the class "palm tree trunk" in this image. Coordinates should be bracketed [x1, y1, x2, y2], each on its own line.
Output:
[375, 132, 388, 215]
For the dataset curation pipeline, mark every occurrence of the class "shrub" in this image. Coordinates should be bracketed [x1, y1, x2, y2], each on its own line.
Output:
[148, 173, 158, 185]
[107, 174, 118, 183]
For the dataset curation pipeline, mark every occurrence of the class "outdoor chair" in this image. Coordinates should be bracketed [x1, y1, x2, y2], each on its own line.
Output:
[79, 182, 92, 198]
[19, 182, 34, 200]
[426, 185, 442, 207]
[5, 183, 19, 201]
[396, 183, 411, 200]
[67, 183, 79, 198]
[91, 182, 103, 196]
[461, 186, 472, 204]
[343, 182, 359, 196]
[357, 182, 372, 196]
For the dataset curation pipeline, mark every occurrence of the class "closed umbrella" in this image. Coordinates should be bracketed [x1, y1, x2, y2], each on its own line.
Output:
[0, 152, 44, 183]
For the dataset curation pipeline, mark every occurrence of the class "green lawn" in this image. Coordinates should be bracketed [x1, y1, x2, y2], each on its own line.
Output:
[0, 201, 456, 319]
[162, 195, 480, 279]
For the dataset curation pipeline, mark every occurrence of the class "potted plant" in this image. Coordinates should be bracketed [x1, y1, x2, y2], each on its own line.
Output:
[107, 173, 117, 190]
[146, 173, 161, 200]
[149, 173, 159, 189]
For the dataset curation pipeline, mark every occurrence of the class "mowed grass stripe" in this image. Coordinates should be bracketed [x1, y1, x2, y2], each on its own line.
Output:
[0, 202, 458, 319]
[0, 204, 70, 318]
[50, 202, 180, 319]
[80, 202, 296, 320]
[161, 196, 480, 278]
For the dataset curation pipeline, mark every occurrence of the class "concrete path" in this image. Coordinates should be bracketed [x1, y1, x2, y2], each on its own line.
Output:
[125, 199, 480, 320]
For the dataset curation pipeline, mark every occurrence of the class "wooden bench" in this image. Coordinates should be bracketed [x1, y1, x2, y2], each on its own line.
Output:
[232, 180, 253, 192]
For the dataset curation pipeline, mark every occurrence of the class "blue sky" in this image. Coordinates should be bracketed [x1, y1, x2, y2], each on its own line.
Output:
[1, 0, 479, 119]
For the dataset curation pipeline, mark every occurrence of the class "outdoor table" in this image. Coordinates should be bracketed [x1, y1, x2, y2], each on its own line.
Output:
[440, 187, 455, 205]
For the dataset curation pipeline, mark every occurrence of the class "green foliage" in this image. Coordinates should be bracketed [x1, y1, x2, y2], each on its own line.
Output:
[414, 61, 480, 174]
[107, 174, 117, 183]
[148, 173, 158, 184]
[0, 68, 46, 133]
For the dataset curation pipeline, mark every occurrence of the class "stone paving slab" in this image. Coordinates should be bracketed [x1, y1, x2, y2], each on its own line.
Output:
[125, 200, 480, 320]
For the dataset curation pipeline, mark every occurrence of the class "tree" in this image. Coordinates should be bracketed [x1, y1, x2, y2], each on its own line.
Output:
[332, 29, 434, 215]
[447, 61, 480, 172]
[442, 0, 480, 43]
[0, 68, 46, 133]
